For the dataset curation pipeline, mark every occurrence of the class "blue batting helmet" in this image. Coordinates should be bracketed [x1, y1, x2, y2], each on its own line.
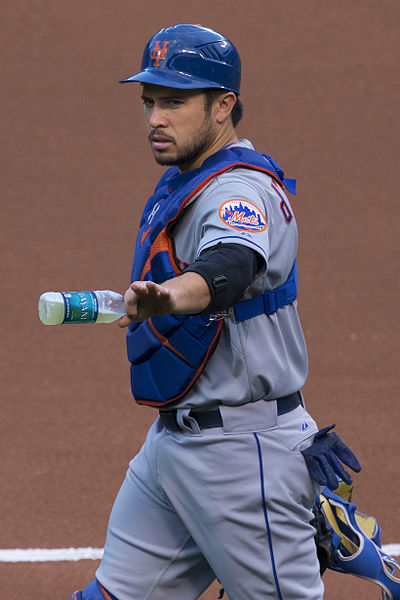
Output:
[119, 24, 241, 94]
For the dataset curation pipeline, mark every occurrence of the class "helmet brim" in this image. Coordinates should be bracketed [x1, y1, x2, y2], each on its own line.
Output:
[119, 69, 235, 92]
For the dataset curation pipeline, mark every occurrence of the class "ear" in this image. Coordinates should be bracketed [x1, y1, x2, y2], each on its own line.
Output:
[215, 92, 237, 124]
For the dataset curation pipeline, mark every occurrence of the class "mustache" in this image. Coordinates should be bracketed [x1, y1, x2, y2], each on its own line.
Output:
[148, 129, 175, 143]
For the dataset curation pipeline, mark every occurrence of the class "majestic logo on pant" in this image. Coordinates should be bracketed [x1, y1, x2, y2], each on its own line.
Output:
[219, 199, 267, 232]
[151, 41, 170, 67]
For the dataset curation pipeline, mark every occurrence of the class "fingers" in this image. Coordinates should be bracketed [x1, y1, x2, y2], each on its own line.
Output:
[118, 314, 131, 328]
[331, 434, 362, 472]
[120, 281, 172, 325]
[315, 455, 338, 491]
[130, 280, 170, 300]
[314, 423, 336, 440]
[122, 284, 142, 323]
[305, 456, 328, 487]
[326, 454, 353, 486]
[130, 281, 152, 297]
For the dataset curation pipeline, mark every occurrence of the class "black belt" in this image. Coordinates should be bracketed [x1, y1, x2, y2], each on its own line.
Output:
[159, 392, 301, 432]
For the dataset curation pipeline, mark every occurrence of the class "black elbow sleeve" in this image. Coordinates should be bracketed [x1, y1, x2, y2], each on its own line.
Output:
[183, 243, 261, 314]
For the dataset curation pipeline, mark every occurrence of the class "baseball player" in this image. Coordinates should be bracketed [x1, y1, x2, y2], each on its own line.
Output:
[70, 24, 361, 600]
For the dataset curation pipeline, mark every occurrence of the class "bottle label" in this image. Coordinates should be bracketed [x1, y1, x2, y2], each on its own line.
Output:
[61, 291, 98, 324]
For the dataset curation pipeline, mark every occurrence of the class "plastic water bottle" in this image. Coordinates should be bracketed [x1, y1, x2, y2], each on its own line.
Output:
[38, 290, 126, 325]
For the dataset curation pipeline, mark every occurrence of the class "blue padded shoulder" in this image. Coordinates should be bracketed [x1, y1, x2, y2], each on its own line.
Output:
[69, 579, 117, 600]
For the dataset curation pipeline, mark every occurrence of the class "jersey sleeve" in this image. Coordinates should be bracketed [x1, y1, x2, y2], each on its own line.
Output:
[193, 170, 271, 265]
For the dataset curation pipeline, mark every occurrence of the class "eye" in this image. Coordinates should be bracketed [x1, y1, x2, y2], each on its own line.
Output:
[168, 99, 184, 106]
[142, 97, 154, 108]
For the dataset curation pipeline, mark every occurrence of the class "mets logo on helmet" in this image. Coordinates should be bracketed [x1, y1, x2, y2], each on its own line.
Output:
[219, 199, 267, 232]
[151, 41, 170, 67]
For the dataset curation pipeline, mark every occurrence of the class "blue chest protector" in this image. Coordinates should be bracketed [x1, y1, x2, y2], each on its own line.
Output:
[127, 145, 298, 407]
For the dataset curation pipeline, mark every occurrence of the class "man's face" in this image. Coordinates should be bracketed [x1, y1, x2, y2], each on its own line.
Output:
[141, 84, 218, 170]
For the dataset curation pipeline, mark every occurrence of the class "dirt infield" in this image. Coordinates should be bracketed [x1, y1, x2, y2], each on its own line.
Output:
[1, 1, 399, 598]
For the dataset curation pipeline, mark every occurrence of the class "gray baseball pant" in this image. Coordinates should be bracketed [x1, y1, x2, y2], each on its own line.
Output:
[96, 399, 324, 599]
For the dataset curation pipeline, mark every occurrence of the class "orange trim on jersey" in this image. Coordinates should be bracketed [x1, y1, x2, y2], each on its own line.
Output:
[98, 582, 113, 600]
[271, 179, 282, 192]
[173, 163, 282, 224]
[147, 319, 195, 367]
[136, 320, 223, 406]
[271, 178, 293, 224]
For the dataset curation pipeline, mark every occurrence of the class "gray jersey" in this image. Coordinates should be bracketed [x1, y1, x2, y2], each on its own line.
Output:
[96, 144, 322, 600]
[172, 140, 308, 409]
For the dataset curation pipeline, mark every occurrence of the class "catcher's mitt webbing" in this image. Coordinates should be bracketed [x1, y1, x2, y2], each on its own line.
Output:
[354, 511, 380, 542]
[320, 496, 358, 555]
[329, 481, 381, 546]
[334, 481, 354, 502]
[332, 481, 381, 544]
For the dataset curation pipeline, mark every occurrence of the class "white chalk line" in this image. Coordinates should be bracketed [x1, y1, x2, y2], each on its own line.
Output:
[0, 547, 103, 562]
[0, 545, 399, 563]
[383, 544, 400, 557]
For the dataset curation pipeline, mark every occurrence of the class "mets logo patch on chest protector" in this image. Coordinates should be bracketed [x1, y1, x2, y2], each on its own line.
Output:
[219, 199, 267, 232]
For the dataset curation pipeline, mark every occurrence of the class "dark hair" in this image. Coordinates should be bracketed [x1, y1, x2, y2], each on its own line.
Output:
[204, 89, 243, 127]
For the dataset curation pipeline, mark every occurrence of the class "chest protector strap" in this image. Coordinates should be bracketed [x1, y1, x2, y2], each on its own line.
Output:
[232, 261, 297, 322]
[127, 146, 297, 407]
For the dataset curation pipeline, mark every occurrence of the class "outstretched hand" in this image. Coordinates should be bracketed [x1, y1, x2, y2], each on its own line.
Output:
[118, 281, 175, 327]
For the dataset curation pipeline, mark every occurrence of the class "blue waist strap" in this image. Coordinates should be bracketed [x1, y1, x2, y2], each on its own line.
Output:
[232, 261, 298, 322]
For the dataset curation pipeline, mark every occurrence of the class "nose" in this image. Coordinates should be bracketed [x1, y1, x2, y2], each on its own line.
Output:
[148, 105, 168, 129]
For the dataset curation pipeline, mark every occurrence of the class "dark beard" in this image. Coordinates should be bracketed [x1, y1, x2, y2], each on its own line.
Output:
[152, 117, 214, 169]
